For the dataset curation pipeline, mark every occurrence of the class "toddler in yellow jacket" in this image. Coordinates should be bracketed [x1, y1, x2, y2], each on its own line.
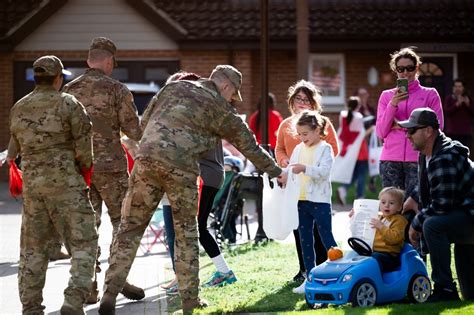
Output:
[370, 187, 408, 272]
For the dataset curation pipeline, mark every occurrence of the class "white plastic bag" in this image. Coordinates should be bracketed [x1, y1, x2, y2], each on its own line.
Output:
[331, 131, 365, 184]
[368, 132, 383, 177]
[262, 168, 300, 240]
[0, 149, 7, 167]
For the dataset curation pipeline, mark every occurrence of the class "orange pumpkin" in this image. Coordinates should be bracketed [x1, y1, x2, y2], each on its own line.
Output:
[327, 246, 344, 261]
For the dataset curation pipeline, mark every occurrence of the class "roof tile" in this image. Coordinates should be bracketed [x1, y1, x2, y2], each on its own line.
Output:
[1, 0, 473, 43]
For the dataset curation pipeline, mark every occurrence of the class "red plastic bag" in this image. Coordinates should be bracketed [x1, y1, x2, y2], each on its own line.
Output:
[9, 162, 23, 198]
[122, 143, 134, 175]
[196, 176, 204, 215]
[80, 165, 93, 187]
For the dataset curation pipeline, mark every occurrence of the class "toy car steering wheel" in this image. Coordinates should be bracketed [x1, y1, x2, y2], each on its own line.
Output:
[348, 237, 373, 256]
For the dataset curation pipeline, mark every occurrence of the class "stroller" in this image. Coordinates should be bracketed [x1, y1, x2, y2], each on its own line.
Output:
[211, 170, 261, 245]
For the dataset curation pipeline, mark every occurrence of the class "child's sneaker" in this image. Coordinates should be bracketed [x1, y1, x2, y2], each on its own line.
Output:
[165, 283, 179, 295]
[202, 270, 237, 288]
[292, 280, 307, 294]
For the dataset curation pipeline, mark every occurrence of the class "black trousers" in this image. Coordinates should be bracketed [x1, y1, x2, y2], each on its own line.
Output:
[197, 185, 221, 258]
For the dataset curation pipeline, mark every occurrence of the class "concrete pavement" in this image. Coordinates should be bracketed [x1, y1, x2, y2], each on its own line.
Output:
[0, 182, 170, 314]
[0, 182, 352, 314]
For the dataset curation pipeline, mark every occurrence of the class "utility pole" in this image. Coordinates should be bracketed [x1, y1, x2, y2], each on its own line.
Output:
[254, 0, 269, 243]
[297, 0, 309, 80]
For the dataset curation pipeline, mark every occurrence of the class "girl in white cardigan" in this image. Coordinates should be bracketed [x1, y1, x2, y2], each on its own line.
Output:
[286, 110, 338, 294]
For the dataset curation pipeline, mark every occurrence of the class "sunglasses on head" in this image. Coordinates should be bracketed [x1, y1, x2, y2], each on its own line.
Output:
[407, 126, 428, 135]
[396, 65, 416, 73]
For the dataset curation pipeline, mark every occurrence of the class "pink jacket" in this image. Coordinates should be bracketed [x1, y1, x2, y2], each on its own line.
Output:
[376, 80, 444, 162]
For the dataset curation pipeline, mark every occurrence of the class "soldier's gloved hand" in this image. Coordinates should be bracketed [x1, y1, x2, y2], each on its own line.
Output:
[80, 165, 94, 187]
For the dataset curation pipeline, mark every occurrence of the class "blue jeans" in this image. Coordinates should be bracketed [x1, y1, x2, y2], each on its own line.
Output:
[344, 160, 368, 199]
[297, 201, 337, 277]
[162, 205, 175, 272]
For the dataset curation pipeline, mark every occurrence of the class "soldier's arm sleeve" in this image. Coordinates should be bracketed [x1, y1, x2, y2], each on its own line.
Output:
[118, 87, 142, 141]
[7, 136, 20, 159]
[214, 111, 282, 178]
[140, 94, 159, 131]
[7, 109, 20, 159]
[68, 97, 93, 168]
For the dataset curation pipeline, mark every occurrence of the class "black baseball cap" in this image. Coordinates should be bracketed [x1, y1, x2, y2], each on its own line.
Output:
[399, 108, 440, 129]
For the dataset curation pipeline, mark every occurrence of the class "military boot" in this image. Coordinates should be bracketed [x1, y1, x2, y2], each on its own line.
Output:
[98, 292, 116, 315]
[121, 281, 145, 300]
[49, 249, 71, 262]
[182, 298, 209, 313]
[60, 300, 85, 315]
[85, 280, 100, 304]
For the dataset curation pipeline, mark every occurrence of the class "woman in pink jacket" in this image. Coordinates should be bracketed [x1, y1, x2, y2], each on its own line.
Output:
[376, 47, 444, 199]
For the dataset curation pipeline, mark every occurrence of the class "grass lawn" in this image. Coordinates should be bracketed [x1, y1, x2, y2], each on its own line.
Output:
[166, 242, 474, 314]
[331, 175, 383, 206]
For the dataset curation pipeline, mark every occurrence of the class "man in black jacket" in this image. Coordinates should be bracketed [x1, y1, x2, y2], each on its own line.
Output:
[400, 108, 474, 302]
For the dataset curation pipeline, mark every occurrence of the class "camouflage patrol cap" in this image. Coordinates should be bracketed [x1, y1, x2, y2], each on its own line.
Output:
[33, 55, 71, 77]
[89, 37, 118, 66]
[212, 65, 243, 102]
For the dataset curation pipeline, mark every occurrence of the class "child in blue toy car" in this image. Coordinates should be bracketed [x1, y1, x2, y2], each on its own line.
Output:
[279, 110, 338, 294]
[350, 187, 408, 272]
[370, 187, 408, 272]
[349, 187, 408, 272]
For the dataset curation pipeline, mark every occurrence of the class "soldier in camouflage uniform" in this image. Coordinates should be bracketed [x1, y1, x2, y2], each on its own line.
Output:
[62, 37, 144, 303]
[7, 55, 98, 315]
[99, 65, 283, 314]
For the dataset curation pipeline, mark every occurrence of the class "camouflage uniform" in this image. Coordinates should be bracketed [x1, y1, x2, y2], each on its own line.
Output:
[8, 56, 98, 314]
[103, 77, 282, 308]
[63, 68, 141, 237]
[62, 38, 142, 290]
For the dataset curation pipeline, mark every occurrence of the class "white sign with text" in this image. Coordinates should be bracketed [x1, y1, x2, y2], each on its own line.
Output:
[349, 199, 380, 248]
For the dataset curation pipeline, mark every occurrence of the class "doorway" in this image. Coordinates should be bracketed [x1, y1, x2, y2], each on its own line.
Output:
[418, 55, 456, 103]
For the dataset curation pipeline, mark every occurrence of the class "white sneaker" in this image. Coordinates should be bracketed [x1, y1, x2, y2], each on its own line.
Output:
[292, 280, 306, 294]
[337, 186, 347, 205]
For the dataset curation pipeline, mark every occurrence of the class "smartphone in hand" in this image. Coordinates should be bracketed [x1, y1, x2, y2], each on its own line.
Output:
[397, 78, 409, 93]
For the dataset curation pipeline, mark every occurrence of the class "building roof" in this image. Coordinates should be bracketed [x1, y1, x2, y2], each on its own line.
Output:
[1, 0, 473, 51]
[146, 0, 474, 41]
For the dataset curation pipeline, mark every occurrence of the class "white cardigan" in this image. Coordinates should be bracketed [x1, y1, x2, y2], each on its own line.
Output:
[289, 140, 334, 204]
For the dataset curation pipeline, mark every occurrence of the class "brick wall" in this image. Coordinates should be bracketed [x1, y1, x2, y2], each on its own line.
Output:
[0, 52, 13, 181]
[180, 50, 255, 115]
[250, 50, 297, 119]
[2, 48, 473, 181]
[345, 50, 394, 110]
[247, 50, 395, 130]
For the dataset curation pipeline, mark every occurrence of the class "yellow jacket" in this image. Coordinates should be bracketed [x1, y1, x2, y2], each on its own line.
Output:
[373, 214, 408, 255]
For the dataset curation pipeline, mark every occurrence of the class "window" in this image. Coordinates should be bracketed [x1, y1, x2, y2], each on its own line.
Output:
[145, 67, 171, 82]
[419, 62, 444, 77]
[15, 60, 179, 103]
[24, 67, 129, 82]
[309, 54, 345, 105]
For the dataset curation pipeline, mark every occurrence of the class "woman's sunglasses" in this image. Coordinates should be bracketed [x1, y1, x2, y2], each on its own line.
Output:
[396, 65, 416, 73]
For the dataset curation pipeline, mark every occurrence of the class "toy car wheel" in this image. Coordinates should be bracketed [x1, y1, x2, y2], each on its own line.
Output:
[350, 281, 377, 307]
[305, 295, 315, 309]
[407, 275, 431, 303]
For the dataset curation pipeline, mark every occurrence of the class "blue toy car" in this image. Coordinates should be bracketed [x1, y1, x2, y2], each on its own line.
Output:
[305, 238, 431, 308]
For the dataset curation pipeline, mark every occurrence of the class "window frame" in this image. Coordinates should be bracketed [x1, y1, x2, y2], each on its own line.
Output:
[308, 53, 346, 106]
